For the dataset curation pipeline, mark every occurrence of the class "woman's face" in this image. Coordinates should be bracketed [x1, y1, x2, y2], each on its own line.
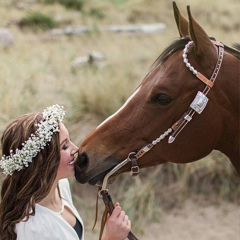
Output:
[56, 123, 78, 180]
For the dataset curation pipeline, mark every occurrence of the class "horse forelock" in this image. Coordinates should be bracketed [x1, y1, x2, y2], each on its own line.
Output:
[151, 37, 190, 70]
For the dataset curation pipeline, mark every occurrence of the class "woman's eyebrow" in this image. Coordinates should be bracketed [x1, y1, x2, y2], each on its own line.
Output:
[60, 138, 67, 147]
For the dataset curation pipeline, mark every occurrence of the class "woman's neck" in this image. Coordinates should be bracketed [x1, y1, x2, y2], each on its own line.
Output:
[37, 180, 62, 212]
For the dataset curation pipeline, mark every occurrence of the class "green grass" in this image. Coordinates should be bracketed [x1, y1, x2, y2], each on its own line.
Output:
[19, 11, 58, 30]
[43, 0, 84, 11]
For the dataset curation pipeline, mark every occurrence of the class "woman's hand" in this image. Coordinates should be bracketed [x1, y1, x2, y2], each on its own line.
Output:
[103, 203, 131, 240]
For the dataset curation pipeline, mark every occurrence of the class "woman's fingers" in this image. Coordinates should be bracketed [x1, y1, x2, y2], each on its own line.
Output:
[104, 203, 131, 240]
[111, 206, 121, 218]
[118, 210, 126, 221]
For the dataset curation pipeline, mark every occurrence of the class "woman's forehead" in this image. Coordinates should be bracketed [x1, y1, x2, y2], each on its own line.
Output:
[59, 123, 69, 141]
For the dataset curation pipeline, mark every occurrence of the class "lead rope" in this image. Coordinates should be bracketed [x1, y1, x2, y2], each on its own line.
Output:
[99, 203, 109, 240]
[92, 189, 99, 232]
[92, 188, 109, 240]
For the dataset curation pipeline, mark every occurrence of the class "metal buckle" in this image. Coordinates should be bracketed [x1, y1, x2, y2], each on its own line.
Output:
[128, 152, 140, 176]
[127, 152, 136, 160]
[98, 188, 109, 198]
[131, 166, 140, 175]
[190, 91, 209, 114]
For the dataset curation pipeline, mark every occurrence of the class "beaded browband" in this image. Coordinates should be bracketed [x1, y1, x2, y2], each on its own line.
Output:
[0, 104, 66, 175]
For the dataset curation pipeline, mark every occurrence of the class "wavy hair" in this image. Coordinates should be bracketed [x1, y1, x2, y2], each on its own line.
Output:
[0, 113, 60, 240]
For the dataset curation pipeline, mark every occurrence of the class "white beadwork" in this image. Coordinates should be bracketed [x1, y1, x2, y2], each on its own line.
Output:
[182, 41, 198, 75]
[152, 128, 172, 146]
[0, 104, 66, 175]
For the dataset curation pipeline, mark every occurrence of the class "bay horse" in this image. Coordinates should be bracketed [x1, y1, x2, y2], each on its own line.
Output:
[75, 2, 240, 186]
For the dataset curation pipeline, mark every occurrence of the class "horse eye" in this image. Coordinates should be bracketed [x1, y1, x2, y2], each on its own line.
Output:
[155, 94, 172, 105]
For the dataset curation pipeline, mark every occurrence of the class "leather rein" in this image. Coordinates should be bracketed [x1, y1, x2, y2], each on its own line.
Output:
[96, 40, 224, 240]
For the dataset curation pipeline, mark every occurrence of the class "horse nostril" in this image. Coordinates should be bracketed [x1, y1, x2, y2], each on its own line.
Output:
[75, 152, 89, 172]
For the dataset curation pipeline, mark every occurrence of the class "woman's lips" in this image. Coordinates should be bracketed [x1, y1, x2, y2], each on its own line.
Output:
[68, 159, 75, 166]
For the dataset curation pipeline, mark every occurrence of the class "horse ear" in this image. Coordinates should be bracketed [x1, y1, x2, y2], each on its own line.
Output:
[173, 1, 189, 37]
[187, 5, 215, 57]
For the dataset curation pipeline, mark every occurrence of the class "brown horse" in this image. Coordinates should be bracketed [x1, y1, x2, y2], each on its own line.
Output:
[75, 2, 240, 186]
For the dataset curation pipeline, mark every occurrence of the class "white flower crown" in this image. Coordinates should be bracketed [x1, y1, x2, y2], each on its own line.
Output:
[0, 104, 66, 175]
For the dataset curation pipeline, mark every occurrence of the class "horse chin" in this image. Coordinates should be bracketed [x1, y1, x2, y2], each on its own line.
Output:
[108, 175, 119, 184]
[75, 169, 108, 185]
[88, 173, 106, 185]
[88, 171, 120, 186]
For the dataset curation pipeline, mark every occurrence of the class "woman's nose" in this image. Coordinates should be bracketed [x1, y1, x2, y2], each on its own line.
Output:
[70, 142, 79, 155]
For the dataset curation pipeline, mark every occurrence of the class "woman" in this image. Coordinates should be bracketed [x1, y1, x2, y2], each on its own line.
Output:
[0, 104, 131, 240]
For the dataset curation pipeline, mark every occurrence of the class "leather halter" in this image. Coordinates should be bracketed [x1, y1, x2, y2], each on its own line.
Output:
[168, 40, 224, 143]
[128, 40, 224, 175]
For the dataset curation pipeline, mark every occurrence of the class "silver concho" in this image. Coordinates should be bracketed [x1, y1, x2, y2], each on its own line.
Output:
[190, 91, 209, 114]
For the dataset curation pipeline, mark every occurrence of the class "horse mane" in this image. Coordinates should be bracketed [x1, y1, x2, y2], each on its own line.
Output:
[151, 37, 240, 69]
[226, 43, 240, 59]
[234, 43, 240, 51]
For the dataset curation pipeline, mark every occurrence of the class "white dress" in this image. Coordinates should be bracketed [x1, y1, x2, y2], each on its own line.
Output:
[15, 178, 84, 240]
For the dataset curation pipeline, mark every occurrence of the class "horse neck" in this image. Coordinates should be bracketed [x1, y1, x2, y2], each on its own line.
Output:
[216, 53, 240, 175]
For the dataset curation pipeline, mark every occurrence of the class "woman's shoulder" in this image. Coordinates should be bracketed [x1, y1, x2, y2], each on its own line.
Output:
[58, 178, 70, 190]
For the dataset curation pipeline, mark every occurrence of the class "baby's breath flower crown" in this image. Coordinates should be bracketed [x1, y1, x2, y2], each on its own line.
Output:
[0, 104, 66, 175]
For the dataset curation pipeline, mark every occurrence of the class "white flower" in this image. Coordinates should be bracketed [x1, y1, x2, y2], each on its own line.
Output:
[0, 104, 66, 175]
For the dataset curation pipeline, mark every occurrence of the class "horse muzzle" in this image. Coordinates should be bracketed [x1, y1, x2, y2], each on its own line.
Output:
[74, 151, 120, 185]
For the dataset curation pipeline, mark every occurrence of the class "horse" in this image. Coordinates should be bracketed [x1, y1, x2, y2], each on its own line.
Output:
[75, 2, 240, 186]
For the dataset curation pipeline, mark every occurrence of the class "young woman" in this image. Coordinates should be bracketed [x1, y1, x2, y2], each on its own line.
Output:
[0, 104, 131, 240]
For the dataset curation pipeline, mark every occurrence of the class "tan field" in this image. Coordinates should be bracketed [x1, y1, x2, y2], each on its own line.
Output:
[0, 0, 239, 239]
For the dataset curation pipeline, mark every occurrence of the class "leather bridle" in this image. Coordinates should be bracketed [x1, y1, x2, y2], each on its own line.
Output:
[168, 40, 224, 143]
[98, 40, 224, 240]
[127, 40, 224, 175]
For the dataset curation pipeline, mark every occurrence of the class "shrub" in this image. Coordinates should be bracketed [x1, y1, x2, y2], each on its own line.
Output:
[88, 8, 105, 20]
[19, 12, 58, 31]
[43, 0, 84, 11]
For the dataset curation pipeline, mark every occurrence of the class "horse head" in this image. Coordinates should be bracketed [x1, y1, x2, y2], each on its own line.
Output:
[75, 2, 240, 185]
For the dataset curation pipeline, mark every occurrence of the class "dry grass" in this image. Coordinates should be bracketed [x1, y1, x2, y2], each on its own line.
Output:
[0, 0, 239, 121]
[0, 0, 239, 234]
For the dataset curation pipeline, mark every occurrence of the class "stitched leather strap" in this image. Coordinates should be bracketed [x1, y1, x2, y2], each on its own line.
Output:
[196, 72, 214, 88]
[168, 41, 224, 143]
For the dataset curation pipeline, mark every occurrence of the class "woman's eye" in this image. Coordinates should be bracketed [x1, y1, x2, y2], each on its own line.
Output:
[155, 94, 172, 105]
[62, 144, 69, 150]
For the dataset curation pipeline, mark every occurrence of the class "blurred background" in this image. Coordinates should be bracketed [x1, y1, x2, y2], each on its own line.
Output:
[0, 0, 239, 239]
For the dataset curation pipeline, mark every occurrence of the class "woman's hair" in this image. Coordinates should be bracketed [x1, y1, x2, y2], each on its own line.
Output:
[0, 113, 61, 240]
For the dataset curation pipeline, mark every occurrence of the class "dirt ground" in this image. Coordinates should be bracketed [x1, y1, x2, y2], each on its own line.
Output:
[83, 198, 240, 240]
[140, 199, 240, 240]
[74, 184, 240, 240]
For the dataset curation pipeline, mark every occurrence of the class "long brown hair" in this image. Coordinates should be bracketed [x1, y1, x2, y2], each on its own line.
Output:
[0, 113, 61, 240]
